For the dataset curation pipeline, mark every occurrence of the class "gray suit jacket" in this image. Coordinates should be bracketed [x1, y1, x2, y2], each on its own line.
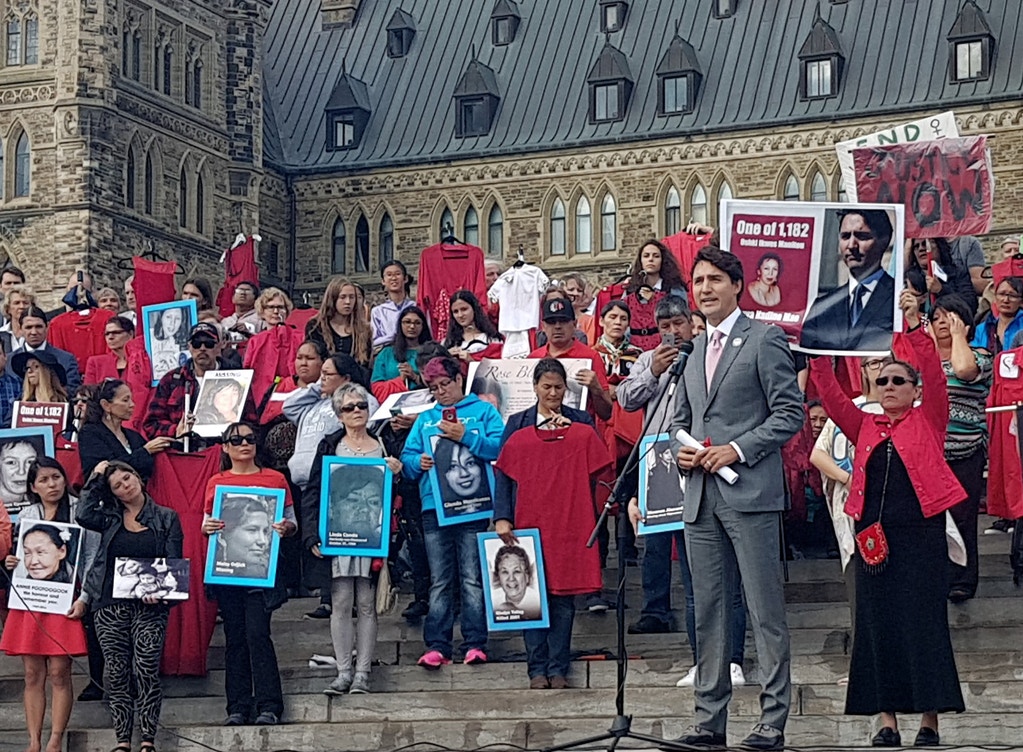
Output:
[668, 313, 804, 522]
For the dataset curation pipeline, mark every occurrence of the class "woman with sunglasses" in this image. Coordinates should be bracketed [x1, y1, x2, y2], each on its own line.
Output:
[971, 276, 1023, 356]
[201, 422, 296, 726]
[300, 382, 402, 695]
[78, 379, 173, 479]
[810, 296, 966, 747]
[84, 315, 136, 384]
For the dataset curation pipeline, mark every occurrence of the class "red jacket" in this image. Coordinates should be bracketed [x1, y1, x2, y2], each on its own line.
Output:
[810, 327, 965, 521]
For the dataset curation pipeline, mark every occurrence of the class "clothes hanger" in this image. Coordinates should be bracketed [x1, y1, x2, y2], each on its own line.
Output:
[440, 222, 464, 247]
[514, 245, 525, 268]
[117, 241, 185, 273]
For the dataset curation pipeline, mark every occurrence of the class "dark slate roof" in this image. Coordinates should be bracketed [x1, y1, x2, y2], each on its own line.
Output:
[798, 6, 843, 59]
[948, 0, 993, 38]
[655, 33, 701, 77]
[261, 0, 1023, 173]
[326, 62, 372, 111]
[454, 56, 501, 99]
[492, 0, 520, 20]
[587, 39, 633, 84]
[386, 8, 415, 32]
[262, 77, 283, 165]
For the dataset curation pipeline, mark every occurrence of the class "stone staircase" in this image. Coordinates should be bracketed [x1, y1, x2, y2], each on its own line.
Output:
[1, 519, 1021, 751]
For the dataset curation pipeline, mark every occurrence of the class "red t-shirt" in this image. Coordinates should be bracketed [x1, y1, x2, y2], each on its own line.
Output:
[203, 467, 294, 516]
[496, 423, 612, 595]
[48, 308, 115, 373]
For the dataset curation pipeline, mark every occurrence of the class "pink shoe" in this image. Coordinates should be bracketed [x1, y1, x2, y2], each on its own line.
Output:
[417, 650, 451, 670]
[463, 648, 488, 665]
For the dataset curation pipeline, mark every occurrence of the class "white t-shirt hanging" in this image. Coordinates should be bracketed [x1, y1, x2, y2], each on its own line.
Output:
[488, 264, 550, 333]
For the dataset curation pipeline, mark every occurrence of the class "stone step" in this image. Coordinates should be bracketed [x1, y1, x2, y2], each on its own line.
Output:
[65, 711, 1023, 752]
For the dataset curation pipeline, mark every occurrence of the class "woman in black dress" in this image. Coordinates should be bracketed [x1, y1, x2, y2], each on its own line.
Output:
[811, 306, 966, 748]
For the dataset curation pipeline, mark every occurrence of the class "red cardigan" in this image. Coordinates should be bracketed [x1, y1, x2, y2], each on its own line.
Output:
[810, 327, 965, 520]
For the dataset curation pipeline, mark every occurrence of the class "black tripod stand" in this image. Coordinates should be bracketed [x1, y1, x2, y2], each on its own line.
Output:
[543, 345, 693, 752]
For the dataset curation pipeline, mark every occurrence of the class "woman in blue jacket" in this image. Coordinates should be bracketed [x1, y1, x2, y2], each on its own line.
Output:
[401, 356, 505, 669]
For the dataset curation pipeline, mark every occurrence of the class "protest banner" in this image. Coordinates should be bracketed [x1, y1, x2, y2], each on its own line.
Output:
[853, 136, 993, 239]
[12, 401, 68, 441]
[721, 200, 904, 356]
[465, 358, 589, 420]
[836, 111, 959, 202]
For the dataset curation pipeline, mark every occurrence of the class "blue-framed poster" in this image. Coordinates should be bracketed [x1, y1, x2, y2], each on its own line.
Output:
[637, 433, 685, 536]
[318, 456, 392, 558]
[204, 485, 285, 588]
[477, 529, 549, 631]
[142, 299, 198, 386]
[428, 435, 495, 526]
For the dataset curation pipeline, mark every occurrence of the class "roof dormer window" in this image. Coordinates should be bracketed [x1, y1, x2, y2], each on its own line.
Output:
[655, 30, 702, 116]
[324, 60, 371, 151]
[712, 0, 737, 19]
[491, 0, 520, 46]
[600, 1, 628, 33]
[586, 38, 633, 124]
[386, 8, 416, 58]
[453, 52, 501, 137]
[947, 0, 994, 82]
[797, 6, 843, 100]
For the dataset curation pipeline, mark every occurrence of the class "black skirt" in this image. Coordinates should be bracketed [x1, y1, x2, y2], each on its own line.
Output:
[845, 441, 965, 715]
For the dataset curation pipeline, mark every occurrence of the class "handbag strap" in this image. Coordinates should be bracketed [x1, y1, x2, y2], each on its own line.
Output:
[875, 441, 893, 525]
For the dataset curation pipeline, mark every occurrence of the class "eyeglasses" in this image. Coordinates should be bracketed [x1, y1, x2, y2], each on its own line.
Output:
[996, 292, 1022, 301]
[104, 329, 127, 337]
[428, 379, 455, 394]
[227, 435, 257, 446]
[875, 375, 915, 387]
[862, 360, 886, 371]
[339, 402, 369, 413]
[264, 305, 287, 312]
[190, 337, 218, 349]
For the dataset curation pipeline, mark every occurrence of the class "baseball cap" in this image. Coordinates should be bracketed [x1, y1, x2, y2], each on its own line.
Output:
[542, 298, 576, 323]
[189, 322, 220, 340]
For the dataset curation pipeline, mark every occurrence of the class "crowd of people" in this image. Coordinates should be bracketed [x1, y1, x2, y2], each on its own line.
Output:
[0, 224, 1016, 751]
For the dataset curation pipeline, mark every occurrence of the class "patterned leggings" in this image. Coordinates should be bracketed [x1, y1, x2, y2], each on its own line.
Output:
[94, 602, 169, 743]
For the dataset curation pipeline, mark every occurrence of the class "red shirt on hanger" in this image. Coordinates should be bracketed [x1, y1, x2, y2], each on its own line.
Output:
[48, 308, 116, 373]
[416, 242, 487, 335]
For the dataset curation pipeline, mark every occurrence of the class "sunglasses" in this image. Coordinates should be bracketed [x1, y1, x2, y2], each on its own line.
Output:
[339, 402, 369, 413]
[190, 337, 218, 349]
[875, 375, 915, 387]
[227, 435, 257, 446]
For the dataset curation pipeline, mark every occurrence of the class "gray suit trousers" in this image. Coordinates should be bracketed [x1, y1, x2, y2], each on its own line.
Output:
[685, 478, 791, 734]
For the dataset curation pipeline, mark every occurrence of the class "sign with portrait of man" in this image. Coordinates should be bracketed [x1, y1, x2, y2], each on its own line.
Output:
[204, 486, 285, 588]
[0, 427, 55, 520]
[637, 433, 685, 536]
[319, 456, 393, 558]
[721, 200, 905, 356]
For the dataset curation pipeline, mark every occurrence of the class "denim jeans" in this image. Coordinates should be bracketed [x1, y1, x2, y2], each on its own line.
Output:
[421, 511, 489, 657]
[642, 528, 746, 665]
[524, 594, 575, 679]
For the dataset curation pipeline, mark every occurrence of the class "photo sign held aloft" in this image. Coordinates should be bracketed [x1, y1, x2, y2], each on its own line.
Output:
[319, 456, 393, 558]
[465, 358, 590, 420]
[721, 200, 905, 357]
[8, 520, 83, 615]
[192, 370, 254, 438]
[0, 427, 56, 520]
[12, 401, 69, 442]
[852, 136, 994, 239]
[836, 111, 959, 202]
[477, 529, 550, 632]
[204, 485, 285, 588]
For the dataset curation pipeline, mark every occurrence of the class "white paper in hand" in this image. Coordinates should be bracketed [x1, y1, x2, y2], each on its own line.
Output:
[674, 429, 739, 485]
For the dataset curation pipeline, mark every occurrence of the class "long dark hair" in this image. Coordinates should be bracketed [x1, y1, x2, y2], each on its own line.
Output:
[628, 240, 685, 295]
[393, 305, 433, 363]
[25, 457, 71, 523]
[85, 378, 127, 424]
[443, 290, 502, 348]
[182, 277, 215, 309]
[907, 237, 955, 273]
[328, 352, 372, 392]
[220, 421, 263, 471]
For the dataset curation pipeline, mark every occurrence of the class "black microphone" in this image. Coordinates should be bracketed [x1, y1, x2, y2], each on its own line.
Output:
[669, 340, 695, 378]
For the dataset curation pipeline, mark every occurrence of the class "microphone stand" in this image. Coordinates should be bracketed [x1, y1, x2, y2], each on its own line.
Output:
[544, 353, 690, 752]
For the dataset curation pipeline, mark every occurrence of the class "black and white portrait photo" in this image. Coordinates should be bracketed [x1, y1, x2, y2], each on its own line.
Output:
[320, 459, 390, 556]
[638, 434, 685, 535]
[477, 530, 549, 631]
[429, 435, 494, 525]
[143, 300, 197, 385]
[114, 558, 190, 601]
[0, 428, 52, 519]
[205, 488, 283, 587]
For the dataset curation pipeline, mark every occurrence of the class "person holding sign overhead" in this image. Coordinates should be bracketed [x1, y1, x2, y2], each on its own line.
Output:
[800, 210, 896, 353]
[667, 246, 804, 751]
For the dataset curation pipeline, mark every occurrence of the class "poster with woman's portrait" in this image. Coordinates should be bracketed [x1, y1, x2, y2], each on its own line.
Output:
[637, 433, 685, 536]
[319, 456, 392, 557]
[114, 558, 190, 601]
[142, 300, 198, 385]
[192, 370, 254, 437]
[0, 427, 54, 520]
[428, 435, 495, 526]
[8, 519, 82, 614]
[204, 486, 284, 588]
[477, 529, 549, 631]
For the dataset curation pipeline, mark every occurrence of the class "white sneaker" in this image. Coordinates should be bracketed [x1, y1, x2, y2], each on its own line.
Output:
[675, 665, 698, 687]
[730, 663, 746, 687]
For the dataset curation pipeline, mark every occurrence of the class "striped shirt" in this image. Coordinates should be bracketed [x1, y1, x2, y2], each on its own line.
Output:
[942, 349, 993, 461]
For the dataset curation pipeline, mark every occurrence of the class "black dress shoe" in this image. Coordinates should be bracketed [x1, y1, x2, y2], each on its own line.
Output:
[77, 685, 104, 702]
[740, 724, 784, 751]
[401, 600, 429, 620]
[914, 728, 940, 747]
[872, 727, 902, 747]
[628, 615, 673, 634]
[659, 726, 727, 750]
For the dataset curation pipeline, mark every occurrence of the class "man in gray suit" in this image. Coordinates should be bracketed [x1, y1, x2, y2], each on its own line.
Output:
[665, 247, 804, 751]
